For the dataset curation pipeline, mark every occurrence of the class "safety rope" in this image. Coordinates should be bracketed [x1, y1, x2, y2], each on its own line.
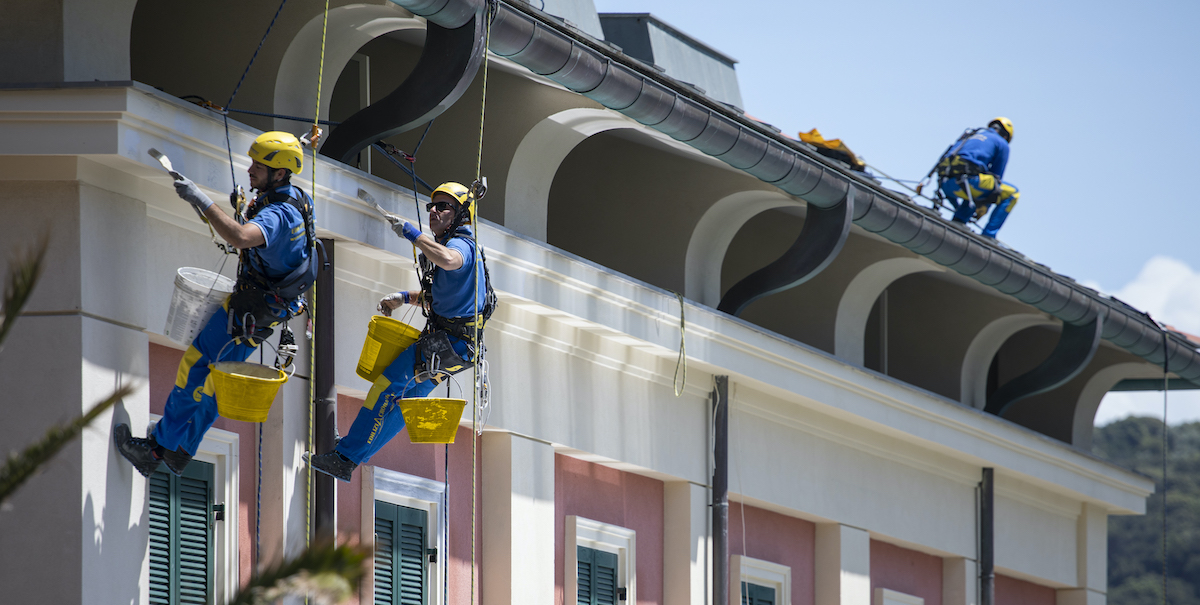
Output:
[305, 0, 331, 568]
[471, 5, 496, 605]
[222, 0, 290, 192]
[1161, 328, 1169, 605]
[673, 292, 687, 397]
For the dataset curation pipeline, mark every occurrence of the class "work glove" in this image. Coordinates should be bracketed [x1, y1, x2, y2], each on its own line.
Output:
[377, 291, 411, 316]
[174, 176, 214, 211]
[973, 204, 989, 220]
[393, 220, 422, 243]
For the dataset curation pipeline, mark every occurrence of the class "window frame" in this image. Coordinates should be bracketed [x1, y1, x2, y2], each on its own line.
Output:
[565, 515, 636, 604]
[361, 466, 447, 605]
[147, 415, 239, 605]
[874, 588, 925, 605]
[731, 554, 790, 605]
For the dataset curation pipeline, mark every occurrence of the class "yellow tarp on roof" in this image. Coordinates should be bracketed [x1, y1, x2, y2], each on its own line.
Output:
[798, 128, 865, 171]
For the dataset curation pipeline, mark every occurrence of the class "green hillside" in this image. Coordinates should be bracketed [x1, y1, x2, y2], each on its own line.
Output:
[1093, 418, 1200, 604]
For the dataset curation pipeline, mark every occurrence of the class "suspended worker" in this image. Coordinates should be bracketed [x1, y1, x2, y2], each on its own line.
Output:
[114, 132, 319, 477]
[308, 181, 494, 482]
[935, 117, 1019, 239]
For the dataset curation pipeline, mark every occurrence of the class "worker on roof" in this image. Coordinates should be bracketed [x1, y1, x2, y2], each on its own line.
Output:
[307, 181, 495, 482]
[115, 132, 318, 478]
[935, 117, 1019, 239]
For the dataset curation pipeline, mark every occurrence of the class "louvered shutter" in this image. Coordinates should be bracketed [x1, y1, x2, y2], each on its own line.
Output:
[148, 461, 215, 605]
[740, 581, 776, 605]
[375, 501, 428, 605]
[577, 546, 620, 605]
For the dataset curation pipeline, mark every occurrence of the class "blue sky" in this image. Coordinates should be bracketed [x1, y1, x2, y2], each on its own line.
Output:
[594, 0, 1200, 423]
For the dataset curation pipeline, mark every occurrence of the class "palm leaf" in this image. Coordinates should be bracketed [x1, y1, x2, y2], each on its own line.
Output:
[0, 234, 49, 352]
[0, 384, 134, 503]
[228, 540, 368, 605]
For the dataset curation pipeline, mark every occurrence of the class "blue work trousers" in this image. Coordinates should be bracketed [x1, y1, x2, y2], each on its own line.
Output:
[941, 174, 1020, 238]
[335, 335, 471, 464]
[153, 304, 260, 454]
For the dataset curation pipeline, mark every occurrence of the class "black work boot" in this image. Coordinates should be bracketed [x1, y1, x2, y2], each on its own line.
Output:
[305, 451, 357, 482]
[161, 447, 193, 476]
[113, 424, 162, 478]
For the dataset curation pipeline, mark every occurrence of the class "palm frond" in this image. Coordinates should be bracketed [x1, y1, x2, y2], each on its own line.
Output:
[0, 384, 134, 504]
[228, 540, 368, 605]
[0, 234, 49, 352]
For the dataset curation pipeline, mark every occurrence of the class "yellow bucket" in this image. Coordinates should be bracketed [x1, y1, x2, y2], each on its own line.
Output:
[210, 361, 288, 422]
[356, 315, 421, 382]
[399, 398, 467, 444]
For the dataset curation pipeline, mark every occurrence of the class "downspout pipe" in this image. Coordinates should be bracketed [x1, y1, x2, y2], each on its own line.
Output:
[313, 239, 337, 541]
[980, 468, 995, 605]
[713, 376, 730, 605]
[395, 0, 1200, 384]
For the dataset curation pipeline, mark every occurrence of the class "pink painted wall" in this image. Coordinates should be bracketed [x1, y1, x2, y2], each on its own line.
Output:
[555, 455, 664, 605]
[335, 393, 482, 605]
[149, 342, 256, 590]
[728, 502, 816, 605]
[995, 574, 1055, 605]
[869, 540, 942, 605]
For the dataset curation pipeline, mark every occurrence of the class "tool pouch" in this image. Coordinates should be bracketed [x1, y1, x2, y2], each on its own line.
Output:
[413, 330, 473, 384]
[227, 287, 281, 343]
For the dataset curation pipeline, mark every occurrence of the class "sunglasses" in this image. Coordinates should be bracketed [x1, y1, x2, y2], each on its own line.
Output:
[425, 201, 456, 213]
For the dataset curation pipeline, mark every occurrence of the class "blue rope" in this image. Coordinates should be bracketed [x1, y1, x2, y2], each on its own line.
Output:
[223, 0, 290, 190]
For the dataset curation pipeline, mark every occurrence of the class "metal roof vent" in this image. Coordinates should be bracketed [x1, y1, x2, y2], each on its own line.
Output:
[516, 0, 606, 40]
[598, 13, 744, 108]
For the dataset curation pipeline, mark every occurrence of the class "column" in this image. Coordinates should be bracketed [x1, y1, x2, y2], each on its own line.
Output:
[482, 432, 556, 605]
[664, 481, 711, 605]
[815, 523, 871, 605]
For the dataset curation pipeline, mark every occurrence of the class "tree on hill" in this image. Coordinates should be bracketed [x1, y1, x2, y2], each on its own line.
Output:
[1093, 417, 1200, 604]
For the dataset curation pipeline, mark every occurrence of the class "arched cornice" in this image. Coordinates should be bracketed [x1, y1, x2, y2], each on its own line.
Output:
[834, 257, 944, 367]
[683, 191, 801, 307]
[273, 3, 424, 134]
[961, 314, 1056, 409]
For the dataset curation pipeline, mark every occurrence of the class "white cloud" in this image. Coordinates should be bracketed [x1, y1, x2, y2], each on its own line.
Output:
[1095, 256, 1200, 426]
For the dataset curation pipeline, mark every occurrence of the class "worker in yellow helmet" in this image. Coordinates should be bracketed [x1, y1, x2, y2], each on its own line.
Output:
[934, 117, 1020, 238]
[308, 181, 496, 482]
[115, 131, 318, 478]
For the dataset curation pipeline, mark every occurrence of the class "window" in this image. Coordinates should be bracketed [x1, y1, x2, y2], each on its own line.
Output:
[362, 466, 445, 605]
[374, 501, 429, 605]
[148, 460, 216, 605]
[731, 555, 790, 605]
[874, 588, 924, 605]
[741, 582, 776, 605]
[146, 417, 239, 604]
[565, 516, 635, 605]
[577, 545, 620, 605]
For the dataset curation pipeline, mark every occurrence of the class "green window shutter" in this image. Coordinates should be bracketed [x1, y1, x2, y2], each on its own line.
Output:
[148, 460, 215, 605]
[375, 501, 428, 605]
[577, 546, 620, 605]
[740, 581, 776, 605]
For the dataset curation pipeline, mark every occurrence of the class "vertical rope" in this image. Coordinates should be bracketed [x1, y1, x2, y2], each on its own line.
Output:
[256, 423, 263, 571]
[673, 292, 687, 397]
[1162, 330, 1169, 605]
[470, 7, 494, 604]
[223, 0, 290, 190]
[306, 0, 330, 569]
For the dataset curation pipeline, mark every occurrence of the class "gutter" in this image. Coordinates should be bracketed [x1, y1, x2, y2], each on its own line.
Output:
[394, 0, 1200, 384]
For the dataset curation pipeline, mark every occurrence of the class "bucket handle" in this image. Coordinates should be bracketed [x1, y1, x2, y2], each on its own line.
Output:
[212, 330, 294, 379]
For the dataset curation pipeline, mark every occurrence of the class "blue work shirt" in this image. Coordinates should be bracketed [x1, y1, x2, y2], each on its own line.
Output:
[950, 128, 1010, 179]
[246, 184, 310, 280]
[428, 226, 487, 319]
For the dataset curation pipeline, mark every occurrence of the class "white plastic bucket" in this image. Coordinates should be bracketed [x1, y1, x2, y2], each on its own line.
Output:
[164, 267, 235, 345]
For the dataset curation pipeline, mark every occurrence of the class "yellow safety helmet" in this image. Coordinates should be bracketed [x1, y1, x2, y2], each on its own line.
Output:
[431, 181, 475, 224]
[988, 117, 1014, 142]
[248, 131, 304, 175]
